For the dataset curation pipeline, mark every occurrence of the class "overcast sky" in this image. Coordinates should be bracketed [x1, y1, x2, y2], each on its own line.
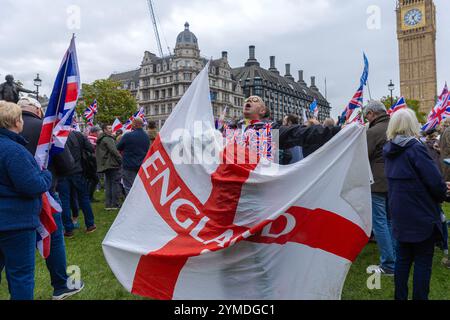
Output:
[1, 0, 449, 117]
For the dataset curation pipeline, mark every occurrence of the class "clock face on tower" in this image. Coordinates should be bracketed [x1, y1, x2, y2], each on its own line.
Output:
[404, 8, 423, 26]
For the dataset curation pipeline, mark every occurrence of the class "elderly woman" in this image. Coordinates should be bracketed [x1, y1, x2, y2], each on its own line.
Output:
[0, 101, 52, 300]
[383, 109, 447, 300]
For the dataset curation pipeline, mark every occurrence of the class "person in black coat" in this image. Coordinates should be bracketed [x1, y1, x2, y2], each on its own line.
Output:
[383, 109, 448, 300]
[57, 131, 97, 236]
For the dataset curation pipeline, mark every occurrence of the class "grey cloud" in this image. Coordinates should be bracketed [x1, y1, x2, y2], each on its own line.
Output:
[1, 0, 449, 118]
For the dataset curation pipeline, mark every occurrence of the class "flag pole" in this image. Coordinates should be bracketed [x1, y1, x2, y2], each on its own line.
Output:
[366, 80, 372, 100]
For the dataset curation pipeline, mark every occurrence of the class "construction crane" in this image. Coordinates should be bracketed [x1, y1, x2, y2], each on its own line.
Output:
[147, 0, 164, 57]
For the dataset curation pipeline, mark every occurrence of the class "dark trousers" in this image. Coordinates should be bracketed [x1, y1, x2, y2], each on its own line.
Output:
[0, 229, 36, 300]
[45, 209, 69, 294]
[58, 174, 95, 232]
[122, 169, 138, 196]
[87, 175, 100, 201]
[70, 185, 79, 219]
[395, 235, 435, 300]
[104, 169, 121, 208]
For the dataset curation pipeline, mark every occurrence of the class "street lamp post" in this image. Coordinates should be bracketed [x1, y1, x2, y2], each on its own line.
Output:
[34, 73, 42, 101]
[388, 80, 395, 107]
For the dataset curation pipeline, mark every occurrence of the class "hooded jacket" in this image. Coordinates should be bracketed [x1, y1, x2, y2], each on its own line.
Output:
[383, 136, 447, 243]
[0, 128, 52, 232]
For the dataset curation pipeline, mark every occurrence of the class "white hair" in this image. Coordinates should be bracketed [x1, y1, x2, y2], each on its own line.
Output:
[18, 97, 41, 109]
[364, 100, 386, 116]
[386, 108, 420, 141]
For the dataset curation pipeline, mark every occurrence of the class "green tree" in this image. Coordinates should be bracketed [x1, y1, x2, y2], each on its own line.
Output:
[380, 96, 427, 124]
[77, 79, 137, 125]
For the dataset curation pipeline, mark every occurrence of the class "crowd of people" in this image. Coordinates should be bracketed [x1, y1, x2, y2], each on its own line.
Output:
[0, 98, 153, 300]
[1, 94, 450, 300]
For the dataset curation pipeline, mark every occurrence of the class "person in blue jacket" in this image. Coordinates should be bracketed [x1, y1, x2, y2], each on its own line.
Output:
[0, 101, 52, 300]
[383, 108, 448, 300]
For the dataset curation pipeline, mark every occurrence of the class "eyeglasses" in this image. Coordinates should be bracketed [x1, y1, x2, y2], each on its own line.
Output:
[245, 97, 261, 103]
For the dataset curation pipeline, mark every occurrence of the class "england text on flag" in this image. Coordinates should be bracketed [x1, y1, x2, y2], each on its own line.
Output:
[103, 64, 372, 300]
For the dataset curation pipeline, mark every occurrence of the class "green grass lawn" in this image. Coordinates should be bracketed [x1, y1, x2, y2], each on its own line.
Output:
[1, 194, 450, 300]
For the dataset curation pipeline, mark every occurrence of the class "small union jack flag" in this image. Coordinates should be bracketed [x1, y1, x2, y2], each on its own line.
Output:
[83, 99, 98, 122]
[342, 85, 364, 123]
[388, 97, 407, 116]
[35, 35, 80, 258]
[125, 107, 147, 131]
[422, 91, 450, 132]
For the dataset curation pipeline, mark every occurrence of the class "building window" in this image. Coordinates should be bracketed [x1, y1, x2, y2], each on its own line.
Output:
[184, 73, 192, 81]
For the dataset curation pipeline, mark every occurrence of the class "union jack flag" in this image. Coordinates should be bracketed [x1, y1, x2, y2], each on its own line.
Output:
[34, 35, 80, 258]
[427, 83, 448, 122]
[342, 85, 364, 123]
[71, 114, 81, 132]
[83, 99, 98, 122]
[125, 107, 147, 131]
[388, 97, 407, 115]
[225, 123, 274, 162]
[309, 99, 318, 119]
[422, 90, 450, 132]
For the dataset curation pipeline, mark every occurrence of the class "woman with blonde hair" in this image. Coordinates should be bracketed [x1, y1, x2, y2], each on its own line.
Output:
[0, 101, 52, 300]
[383, 108, 448, 300]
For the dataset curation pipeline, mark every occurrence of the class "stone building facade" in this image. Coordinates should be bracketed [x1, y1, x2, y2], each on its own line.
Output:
[111, 23, 245, 129]
[110, 22, 330, 127]
[233, 46, 330, 122]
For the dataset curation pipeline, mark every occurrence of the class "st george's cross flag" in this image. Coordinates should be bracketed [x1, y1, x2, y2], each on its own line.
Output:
[103, 64, 372, 300]
[34, 35, 80, 258]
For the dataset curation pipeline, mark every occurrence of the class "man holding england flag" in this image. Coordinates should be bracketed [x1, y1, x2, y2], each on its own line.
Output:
[103, 63, 372, 300]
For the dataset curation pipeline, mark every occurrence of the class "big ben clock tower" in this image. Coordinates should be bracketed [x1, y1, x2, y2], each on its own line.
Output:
[396, 0, 437, 113]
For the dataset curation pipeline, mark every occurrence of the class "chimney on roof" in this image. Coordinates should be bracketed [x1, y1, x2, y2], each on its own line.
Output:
[269, 56, 279, 74]
[298, 70, 307, 86]
[285, 64, 295, 82]
[249, 45, 255, 60]
[310, 76, 318, 91]
[222, 51, 228, 60]
[245, 45, 260, 67]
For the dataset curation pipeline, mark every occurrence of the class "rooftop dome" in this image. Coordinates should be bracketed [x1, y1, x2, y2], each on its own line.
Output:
[176, 22, 198, 46]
